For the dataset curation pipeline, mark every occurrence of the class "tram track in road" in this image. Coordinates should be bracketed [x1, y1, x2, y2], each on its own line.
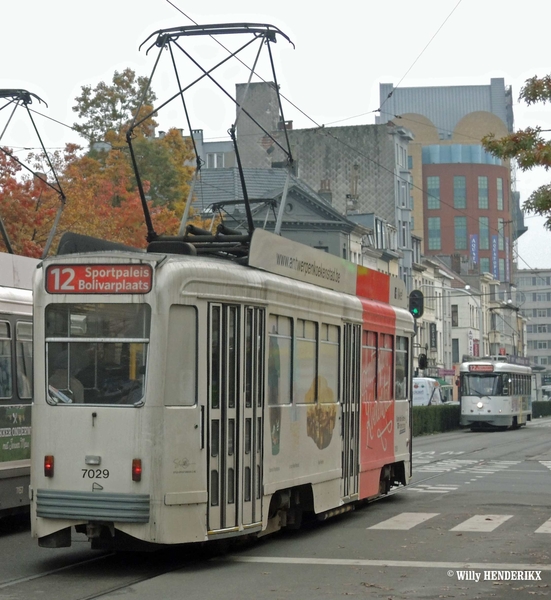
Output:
[0, 544, 229, 600]
[413, 422, 551, 466]
[368, 422, 551, 504]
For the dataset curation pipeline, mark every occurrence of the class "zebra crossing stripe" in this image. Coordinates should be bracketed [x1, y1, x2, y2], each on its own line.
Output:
[365, 512, 551, 533]
[450, 514, 513, 532]
[535, 518, 551, 534]
[368, 512, 439, 530]
[407, 484, 458, 493]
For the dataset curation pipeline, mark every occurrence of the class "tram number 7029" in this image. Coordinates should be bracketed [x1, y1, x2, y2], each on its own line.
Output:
[82, 469, 110, 479]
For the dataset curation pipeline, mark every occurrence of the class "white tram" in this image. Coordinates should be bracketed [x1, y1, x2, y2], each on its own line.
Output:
[0, 252, 37, 515]
[30, 230, 415, 549]
[459, 357, 532, 430]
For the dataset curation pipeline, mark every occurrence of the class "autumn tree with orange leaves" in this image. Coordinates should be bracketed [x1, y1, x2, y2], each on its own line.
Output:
[0, 68, 197, 257]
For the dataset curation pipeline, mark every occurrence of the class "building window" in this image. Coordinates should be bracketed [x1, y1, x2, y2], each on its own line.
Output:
[453, 176, 466, 209]
[451, 305, 458, 327]
[427, 176, 440, 209]
[454, 216, 467, 250]
[497, 178, 504, 210]
[401, 221, 408, 248]
[452, 338, 459, 363]
[498, 218, 505, 250]
[428, 217, 441, 250]
[479, 216, 489, 249]
[538, 325, 548, 333]
[478, 176, 488, 209]
[480, 257, 490, 273]
[206, 153, 224, 169]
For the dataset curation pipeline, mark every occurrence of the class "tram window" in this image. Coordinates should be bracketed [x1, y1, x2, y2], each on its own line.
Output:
[362, 331, 377, 402]
[395, 336, 408, 400]
[319, 324, 339, 403]
[16, 321, 32, 399]
[227, 307, 238, 410]
[165, 305, 197, 406]
[296, 319, 317, 404]
[45, 304, 150, 406]
[501, 374, 509, 395]
[268, 315, 292, 405]
[0, 321, 12, 399]
[210, 306, 220, 410]
[378, 334, 393, 400]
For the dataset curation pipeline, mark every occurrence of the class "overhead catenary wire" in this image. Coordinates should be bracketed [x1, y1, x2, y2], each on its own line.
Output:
[2, 0, 546, 273]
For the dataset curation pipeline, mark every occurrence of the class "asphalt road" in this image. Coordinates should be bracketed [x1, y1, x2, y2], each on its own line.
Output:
[2, 419, 551, 600]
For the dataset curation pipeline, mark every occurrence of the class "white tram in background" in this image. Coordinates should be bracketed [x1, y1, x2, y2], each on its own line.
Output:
[0, 252, 38, 515]
[459, 357, 532, 430]
[30, 230, 415, 550]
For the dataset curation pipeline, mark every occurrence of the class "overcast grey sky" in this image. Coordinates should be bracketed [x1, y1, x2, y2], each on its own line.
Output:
[3, 0, 550, 269]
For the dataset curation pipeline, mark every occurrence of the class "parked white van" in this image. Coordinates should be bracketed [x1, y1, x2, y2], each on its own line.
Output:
[412, 377, 443, 406]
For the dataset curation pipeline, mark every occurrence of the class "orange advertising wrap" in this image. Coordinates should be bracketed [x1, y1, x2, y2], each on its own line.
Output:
[358, 298, 397, 499]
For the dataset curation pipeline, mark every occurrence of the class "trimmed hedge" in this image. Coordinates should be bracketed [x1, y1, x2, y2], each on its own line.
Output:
[532, 401, 551, 419]
[413, 401, 551, 436]
[412, 404, 461, 436]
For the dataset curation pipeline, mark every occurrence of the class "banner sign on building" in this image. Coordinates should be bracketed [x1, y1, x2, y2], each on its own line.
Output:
[491, 235, 499, 279]
[470, 234, 479, 265]
[429, 322, 437, 350]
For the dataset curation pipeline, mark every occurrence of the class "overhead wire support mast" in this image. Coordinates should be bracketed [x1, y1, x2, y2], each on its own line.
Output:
[127, 23, 294, 256]
[0, 90, 67, 258]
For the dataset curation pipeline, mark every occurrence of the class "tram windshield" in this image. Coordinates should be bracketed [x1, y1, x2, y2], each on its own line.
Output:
[45, 303, 150, 406]
[461, 374, 502, 397]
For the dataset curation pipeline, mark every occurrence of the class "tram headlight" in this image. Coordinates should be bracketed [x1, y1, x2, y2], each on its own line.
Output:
[44, 455, 54, 478]
[476, 401, 484, 409]
[132, 459, 142, 482]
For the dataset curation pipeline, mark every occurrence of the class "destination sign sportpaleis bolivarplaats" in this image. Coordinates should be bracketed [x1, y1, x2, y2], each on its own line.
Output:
[45, 264, 152, 294]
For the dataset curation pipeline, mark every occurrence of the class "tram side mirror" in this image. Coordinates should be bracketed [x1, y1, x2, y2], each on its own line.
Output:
[418, 354, 428, 370]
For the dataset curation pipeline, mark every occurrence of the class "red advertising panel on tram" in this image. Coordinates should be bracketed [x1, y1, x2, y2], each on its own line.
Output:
[358, 299, 397, 499]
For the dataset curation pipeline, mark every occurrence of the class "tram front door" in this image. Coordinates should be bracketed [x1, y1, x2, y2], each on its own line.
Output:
[207, 304, 264, 534]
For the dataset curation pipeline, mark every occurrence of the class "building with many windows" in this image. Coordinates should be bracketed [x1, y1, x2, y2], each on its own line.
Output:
[516, 269, 551, 371]
[232, 82, 417, 290]
[376, 78, 526, 285]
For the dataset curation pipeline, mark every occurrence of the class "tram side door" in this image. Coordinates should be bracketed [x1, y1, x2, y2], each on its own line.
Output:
[342, 323, 360, 499]
[207, 304, 264, 533]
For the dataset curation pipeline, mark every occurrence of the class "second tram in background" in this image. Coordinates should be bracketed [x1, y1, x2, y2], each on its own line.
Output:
[459, 356, 532, 430]
[0, 252, 37, 515]
[30, 230, 415, 550]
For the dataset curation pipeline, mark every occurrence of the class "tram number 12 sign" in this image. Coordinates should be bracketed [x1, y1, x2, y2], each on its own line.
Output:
[46, 264, 153, 294]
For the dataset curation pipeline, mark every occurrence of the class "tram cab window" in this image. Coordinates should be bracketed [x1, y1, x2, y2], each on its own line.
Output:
[502, 375, 511, 396]
[463, 374, 499, 397]
[45, 304, 150, 406]
[0, 322, 12, 399]
[16, 321, 32, 399]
